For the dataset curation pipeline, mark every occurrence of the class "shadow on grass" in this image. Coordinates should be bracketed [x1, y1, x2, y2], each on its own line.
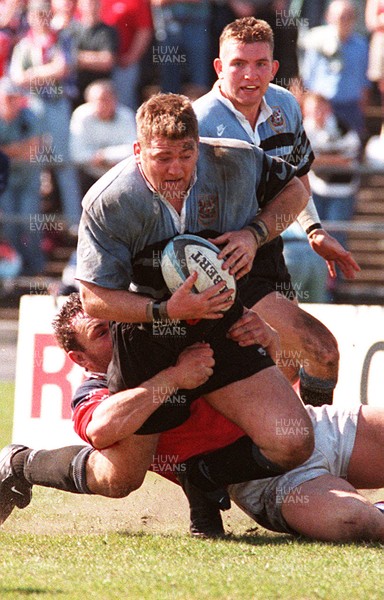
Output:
[0, 588, 65, 596]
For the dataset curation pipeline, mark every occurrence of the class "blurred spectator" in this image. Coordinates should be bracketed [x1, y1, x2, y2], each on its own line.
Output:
[302, 91, 361, 249]
[290, 0, 328, 29]
[0, 239, 23, 282]
[300, 0, 370, 139]
[282, 221, 329, 303]
[0, 77, 44, 275]
[365, 0, 384, 118]
[0, 149, 9, 194]
[150, 0, 211, 98]
[100, 0, 153, 110]
[0, 148, 22, 287]
[364, 122, 384, 169]
[73, 0, 118, 106]
[51, 0, 78, 31]
[51, 0, 82, 104]
[9, 0, 82, 232]
[208, 1, 236, 84]
[0, 0, 29, 76]
[69, 78, 136, 196]
[254, 0, 300, 87]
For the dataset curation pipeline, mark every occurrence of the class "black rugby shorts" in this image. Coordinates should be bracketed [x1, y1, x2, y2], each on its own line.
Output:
[108, 297, 274, 435]
[238, 236, 295, 307]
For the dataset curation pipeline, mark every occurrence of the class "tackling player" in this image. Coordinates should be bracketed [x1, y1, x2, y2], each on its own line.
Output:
[0, 292, 281, 537]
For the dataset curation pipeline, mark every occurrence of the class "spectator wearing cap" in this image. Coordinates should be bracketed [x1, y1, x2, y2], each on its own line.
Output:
[0, 77, 44, 275]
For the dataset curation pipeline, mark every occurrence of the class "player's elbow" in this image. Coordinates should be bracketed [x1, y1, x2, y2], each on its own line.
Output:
[86, 418, 115, 450]
[79, 282, 103, 318]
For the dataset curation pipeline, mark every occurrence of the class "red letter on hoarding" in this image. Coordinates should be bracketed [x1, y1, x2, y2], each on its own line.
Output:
[31, 333, 73, 418]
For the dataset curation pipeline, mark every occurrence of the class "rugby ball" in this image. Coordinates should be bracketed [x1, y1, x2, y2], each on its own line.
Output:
[161, 234, 236, 306]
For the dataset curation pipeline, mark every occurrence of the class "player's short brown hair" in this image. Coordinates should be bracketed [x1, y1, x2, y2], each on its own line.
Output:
[136, 93, 199, 146]
[219, 17, 274, 53]
[52, 292, 86, 353]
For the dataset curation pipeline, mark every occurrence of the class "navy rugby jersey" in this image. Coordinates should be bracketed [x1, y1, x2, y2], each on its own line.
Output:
[76, 137, 296, 299]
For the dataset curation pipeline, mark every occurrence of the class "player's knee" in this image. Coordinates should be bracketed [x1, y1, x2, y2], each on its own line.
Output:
[103, 472, 145, 498]
[285, 436, 314, 470]
[298, 313, 339, 371]
[314, 334, 339, 372]
[274, 425, 315, 471]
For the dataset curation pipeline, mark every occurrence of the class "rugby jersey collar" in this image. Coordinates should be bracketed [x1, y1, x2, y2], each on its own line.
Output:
[137, 160, 197, 234]
[214, 81, 273, 143]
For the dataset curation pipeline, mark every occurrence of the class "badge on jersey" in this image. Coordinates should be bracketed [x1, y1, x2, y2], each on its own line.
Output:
[269, 106, 286, 132]
[198, 193, 218, 227]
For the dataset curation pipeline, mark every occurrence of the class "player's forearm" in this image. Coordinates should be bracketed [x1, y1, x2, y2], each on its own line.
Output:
[79, 281, 152, 323]
[248, 177, 308, 246]
[85, 366, 182, 448]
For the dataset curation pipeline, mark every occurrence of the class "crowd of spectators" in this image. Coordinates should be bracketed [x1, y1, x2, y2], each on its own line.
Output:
[0, 0, 382, 296]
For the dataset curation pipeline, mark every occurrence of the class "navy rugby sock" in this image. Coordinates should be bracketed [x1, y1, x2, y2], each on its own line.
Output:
[12, 445, 94, 494]
[184, 436, 286, 491]
[299, 368, 336, 406]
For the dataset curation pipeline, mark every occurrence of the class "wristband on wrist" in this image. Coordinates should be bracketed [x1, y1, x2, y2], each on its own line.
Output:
[152, 302, 162, 321]
[159, 301, 169, 320]
[146, 301, 154, 321]
[244, 219, 269, 247]
[152, 301, 169, 321]
[305, 222, 322, 237]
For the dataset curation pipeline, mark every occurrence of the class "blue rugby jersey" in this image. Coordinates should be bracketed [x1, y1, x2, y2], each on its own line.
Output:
[193, 83, 314, 176]
[76, 137, 296, 299]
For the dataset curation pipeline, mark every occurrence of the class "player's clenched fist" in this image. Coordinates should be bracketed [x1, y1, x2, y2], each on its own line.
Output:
[173, 343, 215, 389]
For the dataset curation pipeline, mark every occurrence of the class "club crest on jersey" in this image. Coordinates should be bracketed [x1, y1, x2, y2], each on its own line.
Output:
[198, 194, 218, 226]
[216, 123, 227, 137]
[269, 106, 286, 131]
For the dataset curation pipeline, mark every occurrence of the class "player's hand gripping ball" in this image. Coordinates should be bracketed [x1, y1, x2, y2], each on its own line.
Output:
[161, 234, 236, 310]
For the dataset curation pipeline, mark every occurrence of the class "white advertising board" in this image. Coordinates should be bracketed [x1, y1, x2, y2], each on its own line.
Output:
[12, 295, 84, 448]
[12, 296, 384, 449]
[304, 304, 384, 409]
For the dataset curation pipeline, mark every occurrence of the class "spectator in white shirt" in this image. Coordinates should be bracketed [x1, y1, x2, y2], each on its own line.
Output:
[69, 78, 136, 195]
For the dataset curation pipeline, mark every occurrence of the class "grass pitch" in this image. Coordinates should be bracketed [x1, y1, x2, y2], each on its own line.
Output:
[1, 382, 383, 600]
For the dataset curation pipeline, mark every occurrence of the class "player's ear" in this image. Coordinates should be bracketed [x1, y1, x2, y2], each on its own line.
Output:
[133, 141, 141, 162]
[214, 58, 223, 79]
[68, 349, 88, 369]
[271, 60, 279, 80]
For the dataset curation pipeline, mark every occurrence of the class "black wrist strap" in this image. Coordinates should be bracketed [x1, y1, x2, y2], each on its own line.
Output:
[152, 302, 162, 321]
[305, 223, 322, 236]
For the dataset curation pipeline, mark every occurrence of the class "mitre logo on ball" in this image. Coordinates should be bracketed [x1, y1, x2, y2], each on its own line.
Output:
[161, 234, 236, 307]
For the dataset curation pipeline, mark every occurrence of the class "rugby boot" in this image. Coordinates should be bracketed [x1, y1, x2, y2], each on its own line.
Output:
[176, 471, 229, 538]
[0, 444, 32, 525]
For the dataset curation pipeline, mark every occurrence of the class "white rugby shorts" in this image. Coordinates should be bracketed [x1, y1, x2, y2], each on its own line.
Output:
[229, 404, 360, 534]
